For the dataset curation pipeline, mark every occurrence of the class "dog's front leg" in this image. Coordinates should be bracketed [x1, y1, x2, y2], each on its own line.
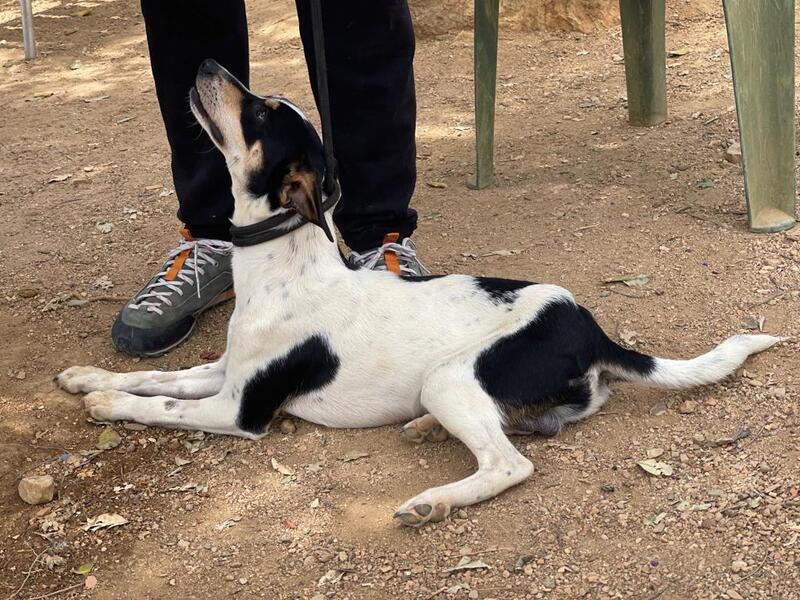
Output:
[56, 359, 226, 399]
[82, 388, 256, 439]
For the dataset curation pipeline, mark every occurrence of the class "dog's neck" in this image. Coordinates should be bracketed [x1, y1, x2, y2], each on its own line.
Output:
[231, 210, 345, 295]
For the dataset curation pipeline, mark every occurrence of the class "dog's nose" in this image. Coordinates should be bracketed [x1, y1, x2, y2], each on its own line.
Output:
[198, 59, 218, 77]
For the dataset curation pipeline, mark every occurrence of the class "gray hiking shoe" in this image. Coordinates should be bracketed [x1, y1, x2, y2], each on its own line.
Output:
[350, 233, 431, 277]
[111, 233, 234, 357]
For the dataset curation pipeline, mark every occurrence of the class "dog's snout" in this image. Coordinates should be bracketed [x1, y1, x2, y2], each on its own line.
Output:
[198, 58, 220, 78]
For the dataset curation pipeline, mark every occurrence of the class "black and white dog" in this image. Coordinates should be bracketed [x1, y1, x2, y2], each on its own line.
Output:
[57, 60, 781, 527]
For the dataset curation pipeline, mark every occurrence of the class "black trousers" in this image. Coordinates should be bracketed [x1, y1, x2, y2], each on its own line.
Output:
[141, 0, 418, 252]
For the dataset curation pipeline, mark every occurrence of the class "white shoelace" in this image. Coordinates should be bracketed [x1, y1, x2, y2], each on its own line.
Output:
[350, 238, 430, 276]
[129, 239, 233, 315]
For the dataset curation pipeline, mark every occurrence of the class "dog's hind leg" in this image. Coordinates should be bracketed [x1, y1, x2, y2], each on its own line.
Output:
[394, 361, 534, 527]
[81, 388, 256, 439]
[56, 360, 226, 399]
[401, 413, 449, 443]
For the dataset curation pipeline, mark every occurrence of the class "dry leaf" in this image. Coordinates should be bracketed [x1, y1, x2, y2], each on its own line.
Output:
[271, 458, 295, 476]
[637, 459, 674, 477]
[443, 557, 491, 573]
[426, 181, 447, 189]
[603, 273, 649, 287]
[72, 562, 93, 575]
[84, 513, 128, 531]
[340, 451, 370, 463]
[482, 249, 520, 257]
[48, 174, 72, 183]
[84, 575, 97, 589]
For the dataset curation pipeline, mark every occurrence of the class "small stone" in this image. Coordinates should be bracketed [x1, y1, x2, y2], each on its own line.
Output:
[279, 419, 296, 434]
[731, 559, 747, 573]
[18, 475, 55, 505]
[469, 591, 479, 600]
[678, 400, 697, 414]
[177, 540, 190, 550]
[726, 589, 743, 600]
[96, 428, 121, 450]
[770, 387, 786, 398]
[758, 462, 770, 474]
[646, 448, 664, 459]
[724, 142, 742, 165]
[543, 576, 556, 590]
[238, 578, 248, 585]
[601, 484, 615, 493]
[169, 579, 176, 586]
[692, 432, 706, 445]
[17, 288, 39, 298]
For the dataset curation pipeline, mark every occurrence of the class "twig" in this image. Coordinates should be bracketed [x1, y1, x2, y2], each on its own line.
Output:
[445, 547, 512, 559]
[425, 586, 448, 599]
[738, 551, 769, 582]
[703, 116, 719, 125]
[647, 586, 669, 600]
[5, 548, 44, 600]
[749, 289, 798, 307]
[574, 224, 599, 232]
[21, 582, 83, 600]
[607, 287, 649, 299]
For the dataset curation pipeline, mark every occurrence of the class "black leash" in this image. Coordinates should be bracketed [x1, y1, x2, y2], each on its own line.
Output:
[230, 0, 339, 247]
[310, 0, 338, 195]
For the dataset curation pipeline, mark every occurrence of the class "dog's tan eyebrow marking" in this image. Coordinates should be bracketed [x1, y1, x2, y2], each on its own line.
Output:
[265, 98, 280, 109]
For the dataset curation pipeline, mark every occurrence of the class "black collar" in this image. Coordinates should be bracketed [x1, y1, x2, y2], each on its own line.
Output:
[229, 180, 341, 247]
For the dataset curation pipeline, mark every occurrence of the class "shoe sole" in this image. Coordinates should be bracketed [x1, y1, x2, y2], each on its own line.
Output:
[131, 287, 236, 358]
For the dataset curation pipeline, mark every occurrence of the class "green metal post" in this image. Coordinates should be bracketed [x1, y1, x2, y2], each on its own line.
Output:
[618, 0, 666, 126]
[470, 0, 500, 189]
[723, 0, 796, 232]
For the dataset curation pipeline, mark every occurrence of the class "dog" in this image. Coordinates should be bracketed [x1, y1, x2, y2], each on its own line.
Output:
[56, 59, 781, 527]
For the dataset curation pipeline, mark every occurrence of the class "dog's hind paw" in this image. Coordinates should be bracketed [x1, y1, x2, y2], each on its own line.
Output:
[394, 500, 451, 527]
[401, 414, 449, 444]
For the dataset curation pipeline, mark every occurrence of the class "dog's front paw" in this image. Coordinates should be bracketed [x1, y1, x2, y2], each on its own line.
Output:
[55, 366, 114, 394]
[83, 390, 123, 422]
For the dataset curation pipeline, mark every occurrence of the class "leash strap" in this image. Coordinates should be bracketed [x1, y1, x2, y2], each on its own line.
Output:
[229, 0, 340, 247]
[310, 0, 338, 195]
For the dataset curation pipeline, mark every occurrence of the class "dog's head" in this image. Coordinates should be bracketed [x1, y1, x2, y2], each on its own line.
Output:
[189, 59, 332, 239]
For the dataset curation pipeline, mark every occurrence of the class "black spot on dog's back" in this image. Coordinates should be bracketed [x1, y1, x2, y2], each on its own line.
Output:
[474, 277, 533, 305]
[237, 335, 339, 435]
[400, 275, 445, 282]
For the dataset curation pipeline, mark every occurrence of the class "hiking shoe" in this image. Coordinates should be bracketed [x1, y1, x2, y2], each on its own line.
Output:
[111, 231, 234, 357]
[350, 233, 431, 276]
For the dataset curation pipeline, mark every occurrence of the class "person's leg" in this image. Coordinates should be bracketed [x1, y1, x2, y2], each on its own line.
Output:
[141, 0, 249, 241]
[294, 0, 418, 253]
[113, 2, 248, 357]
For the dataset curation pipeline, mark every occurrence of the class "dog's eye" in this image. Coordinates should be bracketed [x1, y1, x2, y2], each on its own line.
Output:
[256, 107, 267, 122]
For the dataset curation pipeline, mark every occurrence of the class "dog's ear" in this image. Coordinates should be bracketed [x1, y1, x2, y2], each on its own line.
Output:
[278, 161, 333, 241]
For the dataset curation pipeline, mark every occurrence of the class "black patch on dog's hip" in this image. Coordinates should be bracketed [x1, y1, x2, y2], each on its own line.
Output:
[474, 277, 533, 304]
[237, 334, 339, 435]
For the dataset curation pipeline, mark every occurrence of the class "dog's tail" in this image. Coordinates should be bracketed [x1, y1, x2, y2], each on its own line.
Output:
[597, 332, 782, 389]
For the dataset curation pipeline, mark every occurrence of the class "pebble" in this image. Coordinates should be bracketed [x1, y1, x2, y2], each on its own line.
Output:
[238, 578, 247, 585]
[469, 591, 479, 599]
[543, 576, 556, 590]
[726, 589, 744, 600]
[731, 559, 747, 573]
[678, 400, 697, 414]
[279, 419, 296, 434]
[724, 142, 742, 165]
[18, 475, 55, 505]
[18, 287, 39, 298]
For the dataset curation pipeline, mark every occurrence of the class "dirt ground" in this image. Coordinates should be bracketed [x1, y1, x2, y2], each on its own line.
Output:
[1, 1, 799, 599]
